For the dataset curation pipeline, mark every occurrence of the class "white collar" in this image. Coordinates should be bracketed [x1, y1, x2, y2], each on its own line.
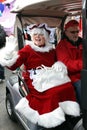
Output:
[25, 40, 54, 52]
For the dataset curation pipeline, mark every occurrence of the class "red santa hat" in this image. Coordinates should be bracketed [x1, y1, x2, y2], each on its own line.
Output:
[64, 20, 79, 30]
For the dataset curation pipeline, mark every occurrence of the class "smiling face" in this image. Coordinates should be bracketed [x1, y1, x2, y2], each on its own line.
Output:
[30, 28, 49, 47]
[32, 33, 46, 47]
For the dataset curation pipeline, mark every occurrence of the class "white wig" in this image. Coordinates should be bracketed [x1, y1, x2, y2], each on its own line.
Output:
[30, 27, 50, 44]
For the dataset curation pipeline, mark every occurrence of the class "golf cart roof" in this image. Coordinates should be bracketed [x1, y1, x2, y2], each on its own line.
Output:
[11, 0, 82, 39]
[11, 0, 82, 18]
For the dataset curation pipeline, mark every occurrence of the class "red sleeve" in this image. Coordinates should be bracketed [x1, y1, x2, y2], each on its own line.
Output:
[56, 41, 82, 73]
[8, 45, 30, 70]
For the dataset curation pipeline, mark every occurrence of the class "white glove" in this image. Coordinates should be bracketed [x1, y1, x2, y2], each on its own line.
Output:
[4, 35, 18, 60]
[0, 35, 19, 67]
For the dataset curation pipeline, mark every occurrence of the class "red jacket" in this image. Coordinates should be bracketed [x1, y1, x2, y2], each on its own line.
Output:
[8, 44, 80, 127]
[56, 38, 83, 83]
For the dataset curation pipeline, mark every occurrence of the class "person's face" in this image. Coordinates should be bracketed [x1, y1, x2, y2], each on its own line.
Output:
[32, 33, 46, 47]
[65, 26, 80, 42]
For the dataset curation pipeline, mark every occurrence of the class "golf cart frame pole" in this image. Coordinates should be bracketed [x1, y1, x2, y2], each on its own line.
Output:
[82, 0, 87, 129]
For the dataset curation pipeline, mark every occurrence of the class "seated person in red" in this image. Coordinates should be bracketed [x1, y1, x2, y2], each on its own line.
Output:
[0, 23, 80, 129]
[56, 20, 83, 105]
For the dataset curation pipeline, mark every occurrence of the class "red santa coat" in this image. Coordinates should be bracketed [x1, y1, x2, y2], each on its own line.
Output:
[8, 43, 80, 128]
[56, 39, 83, 83]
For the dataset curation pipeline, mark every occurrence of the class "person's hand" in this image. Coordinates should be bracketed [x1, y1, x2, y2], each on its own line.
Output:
[4, 35, 18, 60]
[0, 35, 19, 67]
[4, 35, 17, 60]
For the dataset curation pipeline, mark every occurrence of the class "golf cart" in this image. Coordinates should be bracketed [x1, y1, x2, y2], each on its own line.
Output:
[5, 0, 87, 130]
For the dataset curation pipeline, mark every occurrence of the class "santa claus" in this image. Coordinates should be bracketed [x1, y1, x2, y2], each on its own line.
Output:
[0, 23, 80, 129]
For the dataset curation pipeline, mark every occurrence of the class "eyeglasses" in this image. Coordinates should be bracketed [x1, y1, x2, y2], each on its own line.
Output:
[69, 30, 79, 34]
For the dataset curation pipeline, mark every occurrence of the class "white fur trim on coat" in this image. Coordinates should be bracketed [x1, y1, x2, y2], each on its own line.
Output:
[25, 40, 53, 52]
[15, 97, 65, 128]
[59, 101, 80, 116]
[0, 51, 19, 67]
[29, 61, 71, 92]
[15, 97, 80, 128]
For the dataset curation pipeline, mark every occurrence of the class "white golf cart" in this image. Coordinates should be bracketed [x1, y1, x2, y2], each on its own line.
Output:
[5, 0, 85, 130]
